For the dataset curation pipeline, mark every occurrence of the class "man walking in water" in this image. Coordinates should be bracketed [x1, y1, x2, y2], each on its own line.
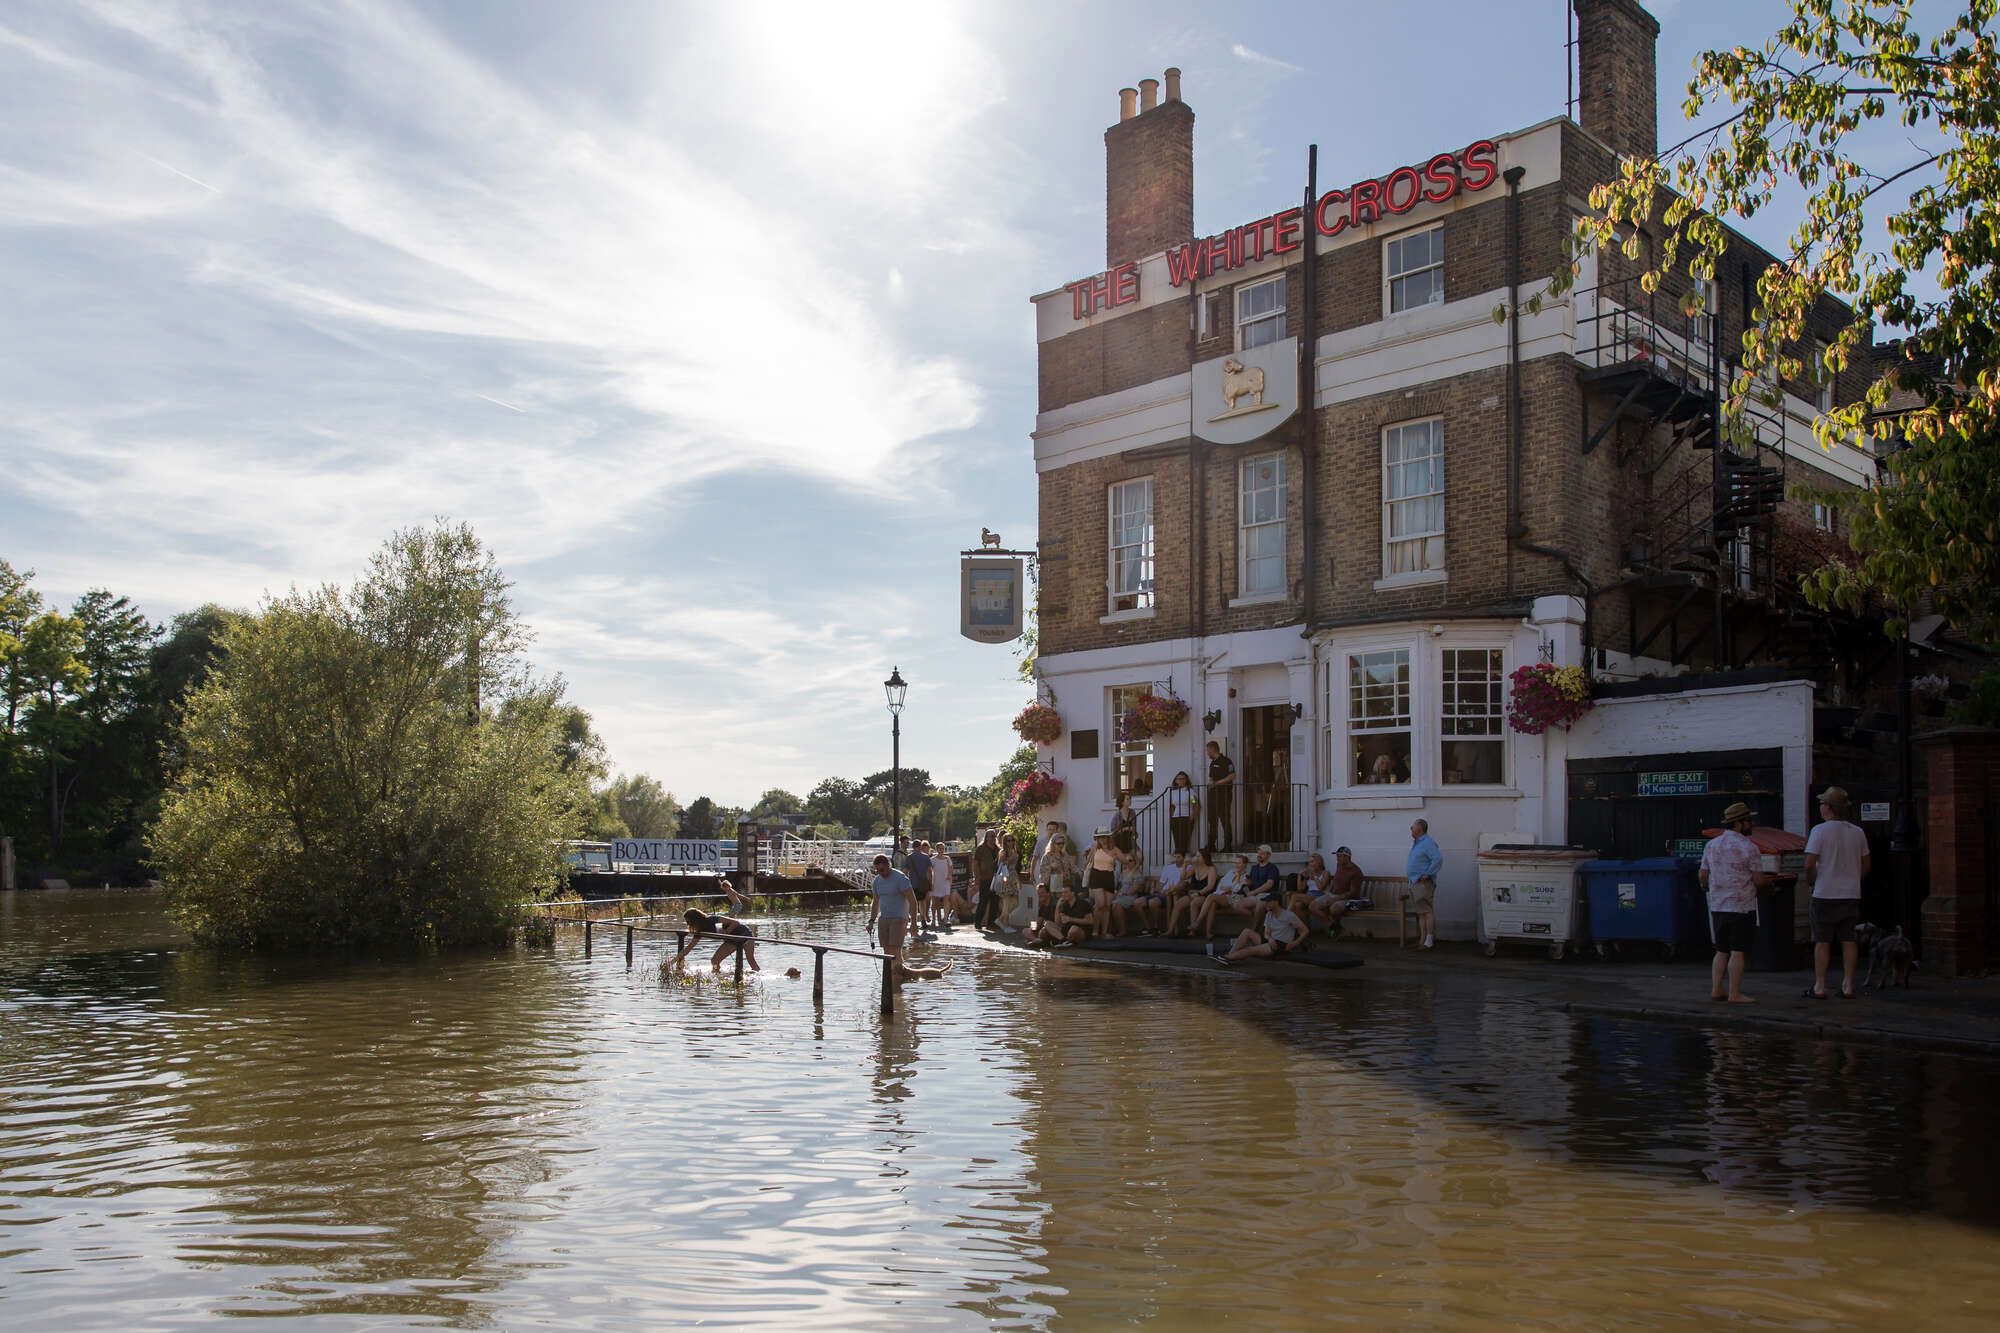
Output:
[1407, 818, 1441, 950]
[866, 854, 952, 984]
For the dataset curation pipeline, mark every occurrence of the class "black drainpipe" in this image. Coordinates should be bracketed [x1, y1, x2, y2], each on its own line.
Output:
[1504, 163, 1596, 658]
[1299, 144, 1319, 635]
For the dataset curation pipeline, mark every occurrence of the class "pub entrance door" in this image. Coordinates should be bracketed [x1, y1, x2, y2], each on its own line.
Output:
[1241, 705, 1295, 848]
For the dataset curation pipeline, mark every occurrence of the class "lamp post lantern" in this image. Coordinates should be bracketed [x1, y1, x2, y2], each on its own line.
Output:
[885, 667, 907, 858]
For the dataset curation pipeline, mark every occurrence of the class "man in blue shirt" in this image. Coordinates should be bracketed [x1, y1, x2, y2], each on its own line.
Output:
[867, 854, 952, 984]
[1406, 818, 1442, 950]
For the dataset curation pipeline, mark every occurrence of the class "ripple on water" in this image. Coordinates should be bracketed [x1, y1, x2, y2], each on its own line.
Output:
[5, 892, 2000, 1329]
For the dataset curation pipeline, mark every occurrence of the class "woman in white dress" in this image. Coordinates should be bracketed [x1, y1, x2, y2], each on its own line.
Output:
[928, 846, 956, 925]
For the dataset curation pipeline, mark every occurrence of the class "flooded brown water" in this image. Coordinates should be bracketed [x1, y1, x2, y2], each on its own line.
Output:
[4, 888, 2000, 1329]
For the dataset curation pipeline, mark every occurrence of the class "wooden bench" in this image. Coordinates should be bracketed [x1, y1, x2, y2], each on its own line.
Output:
[1326, 876, 1415, 948]
[1195, 874, 1413, 948]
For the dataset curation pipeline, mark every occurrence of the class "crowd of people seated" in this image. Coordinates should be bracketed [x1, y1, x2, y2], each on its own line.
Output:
[891, 820, 1380, 958]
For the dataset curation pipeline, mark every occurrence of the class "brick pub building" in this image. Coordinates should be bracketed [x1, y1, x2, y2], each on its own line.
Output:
[1027, 0, 1913, 943]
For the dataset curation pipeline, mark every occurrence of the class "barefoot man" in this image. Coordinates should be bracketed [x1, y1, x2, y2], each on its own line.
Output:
[1700, 801, 1771, 1004]
[867, 854, 952, 984]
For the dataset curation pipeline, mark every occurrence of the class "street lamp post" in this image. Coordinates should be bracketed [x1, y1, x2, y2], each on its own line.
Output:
[885, 667, 907, 857]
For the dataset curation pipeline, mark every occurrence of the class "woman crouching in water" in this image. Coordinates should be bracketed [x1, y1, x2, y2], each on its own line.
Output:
[671, 907, 759, 974]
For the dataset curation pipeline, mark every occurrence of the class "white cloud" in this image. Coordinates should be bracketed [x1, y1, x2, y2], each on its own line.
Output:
[1230, 43, 1302, 75]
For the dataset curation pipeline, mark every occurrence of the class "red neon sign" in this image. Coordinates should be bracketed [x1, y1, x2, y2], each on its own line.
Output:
[1065, 137, 1503, 311]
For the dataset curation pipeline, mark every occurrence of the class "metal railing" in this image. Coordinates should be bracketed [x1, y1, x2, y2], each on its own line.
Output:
[1130, 781, 1312, 870]
[755, 834, 881, 889]
[535, 899, 903, 1014]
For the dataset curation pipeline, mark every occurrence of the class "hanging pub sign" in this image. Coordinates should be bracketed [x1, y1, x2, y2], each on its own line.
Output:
[961, 556, 1025, 644]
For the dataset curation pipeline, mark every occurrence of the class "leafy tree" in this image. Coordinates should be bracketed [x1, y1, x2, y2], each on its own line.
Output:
[148, 605, 248, 784]
[606, 773, 680, 838]
[1562, 0, 2000, 634]
[749, 787, 803, 822]
[17, 611, 90, 855]
[0, 559, 43, 737]
[679, 796, 722, 841]
[862, 766, 930, 832]
[151, 522, 589, 949]
[805, 776, 872, 832]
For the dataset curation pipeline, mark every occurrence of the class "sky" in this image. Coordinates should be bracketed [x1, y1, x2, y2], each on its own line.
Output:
[0, 0, 1908, 805]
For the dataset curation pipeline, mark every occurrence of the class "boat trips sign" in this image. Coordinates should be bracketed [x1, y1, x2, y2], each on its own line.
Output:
[612, 839, 724, 868]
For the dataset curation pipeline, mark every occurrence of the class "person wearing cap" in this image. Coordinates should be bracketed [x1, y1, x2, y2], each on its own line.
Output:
[1804, 785, 1872, 999]
[1700, 801, 1772, 1003]
[1294, 847, 1366, 931]
[1406, 819, 1442, 949]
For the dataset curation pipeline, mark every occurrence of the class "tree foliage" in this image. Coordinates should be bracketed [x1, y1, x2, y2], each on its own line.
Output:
[1557, 0, 2000, 634]
[151, 523, 588, 948]
[606, 772, 681, 838]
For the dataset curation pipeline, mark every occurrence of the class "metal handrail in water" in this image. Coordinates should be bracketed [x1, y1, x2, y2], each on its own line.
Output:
[541, 908, 904, 1014]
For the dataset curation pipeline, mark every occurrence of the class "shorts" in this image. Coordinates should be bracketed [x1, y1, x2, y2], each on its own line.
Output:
[1086, 868, 1117, 892]
[1710, 910, 1756, 955]
[1113, 894, 1141, 908]
[1408, 876, 1436, 908]
[877, 918, 908, 950]
[1810, 897, 1862, 943]
[1266, 935, 1301, 957]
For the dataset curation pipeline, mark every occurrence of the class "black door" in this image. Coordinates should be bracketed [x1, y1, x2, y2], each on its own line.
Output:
[1567, 749, 1784, 858]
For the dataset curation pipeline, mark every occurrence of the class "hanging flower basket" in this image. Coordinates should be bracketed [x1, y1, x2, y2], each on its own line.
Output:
[1116, 690, 1190, 742]
[1004, 770, 1065, 816]
[1012, 701, 1064, 746]
[1505, 663, 1594, 735]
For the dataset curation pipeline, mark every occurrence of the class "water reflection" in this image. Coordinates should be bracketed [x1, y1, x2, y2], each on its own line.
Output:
[5, 893, 2000, 1329]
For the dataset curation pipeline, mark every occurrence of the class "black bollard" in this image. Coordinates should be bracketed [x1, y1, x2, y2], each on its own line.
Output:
[625, 924, 634, 968]
[880, 955, 894, 1015]
[812, 947, 826, 1004]
[584, 919, 592, 957]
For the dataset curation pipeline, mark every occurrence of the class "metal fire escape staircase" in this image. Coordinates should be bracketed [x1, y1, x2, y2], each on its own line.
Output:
[1576, 279, 1802, 670]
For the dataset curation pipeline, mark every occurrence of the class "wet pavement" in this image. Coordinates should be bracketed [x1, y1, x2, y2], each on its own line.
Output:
[1010, 932, 2000, 1056]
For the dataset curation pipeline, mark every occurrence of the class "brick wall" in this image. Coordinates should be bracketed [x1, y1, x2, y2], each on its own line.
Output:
[1574, 0, 1659, 162]
[1105, 100, 1194, 269]
[1039, 299, 1189, 414]
[1920, 728, 1999, 976]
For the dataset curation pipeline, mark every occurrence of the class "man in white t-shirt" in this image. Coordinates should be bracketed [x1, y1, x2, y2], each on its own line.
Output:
[1804, 785, 1872, 999]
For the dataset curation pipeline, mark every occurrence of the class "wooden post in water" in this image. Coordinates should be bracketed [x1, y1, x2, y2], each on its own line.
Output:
[734, 941, 745, 983]
[625, 924, 634, 968]
[880, 955, 894, 1015]
[584, 919, 593, 957]
[812, 947, 826, 1003]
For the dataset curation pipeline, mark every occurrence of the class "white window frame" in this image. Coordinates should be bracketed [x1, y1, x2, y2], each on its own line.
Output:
[1380, 417, 1445, 584]
[1235, 275, 1285, 351]
[1237, 452, 1287, 599]
[1197, 290, 1223, 341]
[1384, 225, 1444, 315]
[1812, 339, 1834, 413]
[1439, 647, 1506, 786]
[1106, 477, 1155, 616]
[1812, 501, 1834, 533]
[1691, 275, 1717, 359]
[1108, 684, 1155, 798]
[1345, 647, 1413, 788]
[1316, 657, 1334, 794]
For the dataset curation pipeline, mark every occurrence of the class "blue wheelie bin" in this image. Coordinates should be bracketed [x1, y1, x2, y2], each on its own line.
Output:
[1580, 858, 1701, 960]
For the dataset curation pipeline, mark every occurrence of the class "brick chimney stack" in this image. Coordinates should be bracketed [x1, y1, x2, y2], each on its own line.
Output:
[1574, 0, 1660, 161]
[1104, 67, 1193, 269]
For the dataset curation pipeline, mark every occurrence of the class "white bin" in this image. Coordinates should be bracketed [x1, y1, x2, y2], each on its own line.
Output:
[1475, 834, 1598, 960]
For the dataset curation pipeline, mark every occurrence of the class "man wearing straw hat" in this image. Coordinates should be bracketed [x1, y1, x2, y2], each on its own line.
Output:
[1699, 801, 1772, 1003]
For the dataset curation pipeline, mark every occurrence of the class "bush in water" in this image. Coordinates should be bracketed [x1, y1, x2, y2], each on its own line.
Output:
[150, 522, 590, 949]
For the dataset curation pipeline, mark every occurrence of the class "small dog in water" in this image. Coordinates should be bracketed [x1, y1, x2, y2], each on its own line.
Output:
[1855, 922, 1916, 990]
